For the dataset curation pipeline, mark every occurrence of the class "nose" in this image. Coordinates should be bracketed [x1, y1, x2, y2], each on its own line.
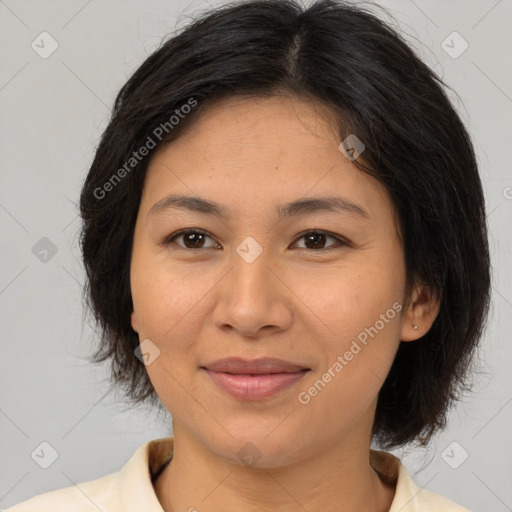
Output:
[211, 242, 294, 339]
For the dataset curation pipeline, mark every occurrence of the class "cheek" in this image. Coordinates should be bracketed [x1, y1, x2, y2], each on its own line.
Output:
[296, 306, 403, 439]
[131, 238, 204, 340]
[332, 267, 404, 373]
[293, 263, 404, 410]
[130, 265, 205, 414]
[291, 263, 403, 348]
[132, 272, 204, 353]
[130, 248, 227, 404]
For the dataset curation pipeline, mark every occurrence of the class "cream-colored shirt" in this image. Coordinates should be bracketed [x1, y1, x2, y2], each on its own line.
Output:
[4, 437, 469, 511]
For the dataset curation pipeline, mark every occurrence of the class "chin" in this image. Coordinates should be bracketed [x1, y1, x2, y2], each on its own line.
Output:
[202, 425, 307, 469]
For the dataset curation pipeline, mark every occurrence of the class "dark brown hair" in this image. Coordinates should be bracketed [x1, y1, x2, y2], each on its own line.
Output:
[79, 0, 491, 448]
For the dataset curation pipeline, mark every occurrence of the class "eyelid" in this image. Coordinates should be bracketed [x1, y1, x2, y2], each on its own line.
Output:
[161, 228, 350, 251]
[292, 229, 350, 250]
[161, 228, 219, 249]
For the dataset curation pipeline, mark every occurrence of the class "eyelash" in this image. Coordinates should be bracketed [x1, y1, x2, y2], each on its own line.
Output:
[161, 228, 349, 252]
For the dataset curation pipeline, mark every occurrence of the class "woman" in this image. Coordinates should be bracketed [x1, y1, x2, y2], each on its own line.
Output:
[7, 0, 491, 510]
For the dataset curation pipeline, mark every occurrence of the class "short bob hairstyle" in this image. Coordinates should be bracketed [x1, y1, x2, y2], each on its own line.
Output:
[80, 0, 491, 449]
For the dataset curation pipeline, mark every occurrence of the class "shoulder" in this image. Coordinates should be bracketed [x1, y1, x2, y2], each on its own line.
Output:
[371, 450, 470, 512]
[405, 485, 471, 511]
[3, 437, 174, 512]
[2, 472, 120, 512]
[393, 460, 470, 511]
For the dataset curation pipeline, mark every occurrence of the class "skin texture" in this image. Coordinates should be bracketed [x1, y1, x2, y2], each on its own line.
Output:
[130, 94, 440, 512]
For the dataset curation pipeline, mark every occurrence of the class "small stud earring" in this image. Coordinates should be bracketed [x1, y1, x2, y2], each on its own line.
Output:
[412, 324, 418, 331]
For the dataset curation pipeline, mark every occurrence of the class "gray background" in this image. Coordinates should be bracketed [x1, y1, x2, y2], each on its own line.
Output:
[1, 0, 511, 510]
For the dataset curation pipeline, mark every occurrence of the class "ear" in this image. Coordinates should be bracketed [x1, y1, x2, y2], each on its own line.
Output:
[131, 311, 139, 333]
[400, 284, 441, 341]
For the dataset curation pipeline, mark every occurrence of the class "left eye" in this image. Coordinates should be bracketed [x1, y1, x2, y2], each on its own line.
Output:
[162, 229, 346, 251]
[292, 231, 345, 250]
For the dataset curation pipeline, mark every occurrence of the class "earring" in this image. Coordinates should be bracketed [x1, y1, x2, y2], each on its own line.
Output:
[412, 324, 418, 331]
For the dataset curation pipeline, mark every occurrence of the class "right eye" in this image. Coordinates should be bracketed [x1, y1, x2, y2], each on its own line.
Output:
[161, 229, 221, 251]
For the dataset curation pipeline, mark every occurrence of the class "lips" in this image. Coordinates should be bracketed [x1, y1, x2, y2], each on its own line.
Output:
[201, 357, 310, 400]
[203, 357, 309, 374]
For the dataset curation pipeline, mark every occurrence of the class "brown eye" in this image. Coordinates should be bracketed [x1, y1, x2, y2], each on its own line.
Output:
[163, 229, 219, 250]
[293, 231, 346, 250]
[182, 232, 208, 249]
[162, 229, 347, 252]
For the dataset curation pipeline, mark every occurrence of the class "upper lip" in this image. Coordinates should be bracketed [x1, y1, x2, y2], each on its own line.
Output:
[202, 357, 310, 374]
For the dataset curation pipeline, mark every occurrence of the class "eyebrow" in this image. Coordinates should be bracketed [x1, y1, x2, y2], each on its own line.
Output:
[148, 193, 369, 220]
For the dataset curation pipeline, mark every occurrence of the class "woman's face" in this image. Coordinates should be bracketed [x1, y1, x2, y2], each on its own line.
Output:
[130, 95, 411, 467]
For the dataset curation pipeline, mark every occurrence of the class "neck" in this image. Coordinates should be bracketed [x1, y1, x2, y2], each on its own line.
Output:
[154, 424, 395, 512]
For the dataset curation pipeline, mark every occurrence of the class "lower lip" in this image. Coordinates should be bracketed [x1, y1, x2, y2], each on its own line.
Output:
[203, 369, 308, 400]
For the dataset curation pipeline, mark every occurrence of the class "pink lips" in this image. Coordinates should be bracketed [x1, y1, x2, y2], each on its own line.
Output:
[202, 357, 310, 400]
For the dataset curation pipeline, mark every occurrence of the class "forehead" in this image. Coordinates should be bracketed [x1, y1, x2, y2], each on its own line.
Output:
[146, 95, 348, 182]
[180, 94, 341, 146]
[141, 94, 395, 226]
